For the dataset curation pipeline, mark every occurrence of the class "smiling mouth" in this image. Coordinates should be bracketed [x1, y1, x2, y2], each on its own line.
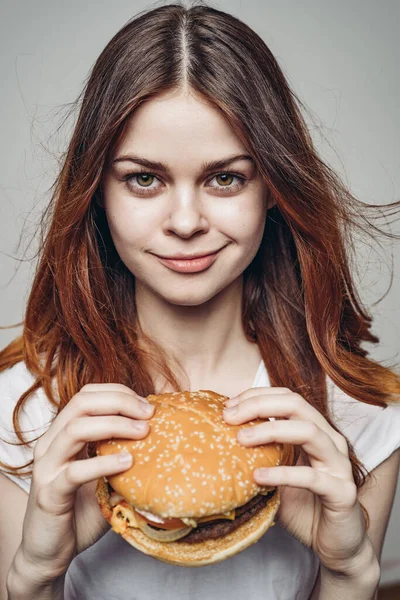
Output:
[154, 249, 223, 273]
[155, 248, 223, 260]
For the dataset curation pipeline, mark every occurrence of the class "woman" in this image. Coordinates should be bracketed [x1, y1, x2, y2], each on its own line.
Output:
[1, 2, 399, 599]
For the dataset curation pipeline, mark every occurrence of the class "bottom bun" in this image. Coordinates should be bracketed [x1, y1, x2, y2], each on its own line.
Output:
[96, 477, 280, 567]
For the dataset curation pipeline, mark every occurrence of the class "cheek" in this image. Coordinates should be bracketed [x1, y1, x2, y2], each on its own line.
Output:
[105, 211, 150, 278]
[225, 200, 266, 250]
[106, 212, 137, 252]
[105, 205, 156, 250]
[237, 200, 267, 265]
[239, 220, 266, 266]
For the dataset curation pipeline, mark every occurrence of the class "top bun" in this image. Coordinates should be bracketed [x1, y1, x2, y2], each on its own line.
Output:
[96, 389, 294, 519]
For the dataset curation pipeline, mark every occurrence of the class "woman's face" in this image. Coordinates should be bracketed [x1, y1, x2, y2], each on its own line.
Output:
[101, 89, 272, 307]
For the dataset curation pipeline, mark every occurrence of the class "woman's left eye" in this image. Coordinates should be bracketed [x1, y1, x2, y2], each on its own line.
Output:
[211, 173, 246, 192]
[122, 172, 247, 196]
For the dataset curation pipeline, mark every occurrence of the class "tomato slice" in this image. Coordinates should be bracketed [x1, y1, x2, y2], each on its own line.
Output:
[116, 499, 188, 530]
[139, 514, 188, 530]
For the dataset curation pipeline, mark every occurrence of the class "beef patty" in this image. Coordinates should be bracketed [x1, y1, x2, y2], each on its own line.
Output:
[180, 490, 276, 543]
[146, 489, 276, 544]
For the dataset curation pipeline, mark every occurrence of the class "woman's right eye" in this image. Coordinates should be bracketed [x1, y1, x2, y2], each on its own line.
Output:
[123, 172, 160, 195]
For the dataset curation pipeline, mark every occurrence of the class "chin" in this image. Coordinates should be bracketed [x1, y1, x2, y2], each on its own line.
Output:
[150, 283, 225, 307]
[96, 389, 294, 567]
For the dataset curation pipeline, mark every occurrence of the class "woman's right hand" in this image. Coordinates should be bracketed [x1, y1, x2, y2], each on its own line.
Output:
[14, 383, 154, 584]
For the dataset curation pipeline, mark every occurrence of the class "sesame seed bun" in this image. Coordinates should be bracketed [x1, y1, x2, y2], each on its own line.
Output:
[95, 389, 294, 566]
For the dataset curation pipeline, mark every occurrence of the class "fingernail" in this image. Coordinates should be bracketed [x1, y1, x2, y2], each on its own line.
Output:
[223, 406, 238, 416]
[224, 397, 240, 407]
[254, 468, 270, 477]
[118, 452, 133, 464]
[139, 396, 150, 404]
[140, 403, 155, 415]
[132, 420, 148, 430]
[238, 427, 254, 439]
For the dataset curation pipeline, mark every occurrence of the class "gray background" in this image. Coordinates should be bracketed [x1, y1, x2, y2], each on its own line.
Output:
[1, 0, 399, 585]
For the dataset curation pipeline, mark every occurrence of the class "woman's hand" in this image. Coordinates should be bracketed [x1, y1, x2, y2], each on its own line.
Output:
[222, 387, 375, 577]
[15, 383, 154, 584]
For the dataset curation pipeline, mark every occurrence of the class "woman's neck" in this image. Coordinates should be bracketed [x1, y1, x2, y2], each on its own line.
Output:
[135, 278, 262, 396]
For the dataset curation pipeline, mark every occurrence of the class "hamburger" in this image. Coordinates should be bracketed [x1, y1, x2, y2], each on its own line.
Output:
[95, 389, 294, 567]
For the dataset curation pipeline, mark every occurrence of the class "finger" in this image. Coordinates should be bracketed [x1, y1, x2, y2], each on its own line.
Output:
[225, 387, 290, 405]
[223, 392, 321, 425]
[36, 390, 154, 458]
[79, 383, 148, 401]
[38, 415, 151, 472]
[237, 419, 352, 476]
[38, 452, 135, 510]
[252, 465, 357, 512]
[223, 391, 347, 455]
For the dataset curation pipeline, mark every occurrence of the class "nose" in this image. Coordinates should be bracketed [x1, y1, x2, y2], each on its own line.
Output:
[163, 189, 209, 238]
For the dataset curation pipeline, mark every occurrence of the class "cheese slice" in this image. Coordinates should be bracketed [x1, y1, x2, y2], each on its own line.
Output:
[197, 510, 236, 524]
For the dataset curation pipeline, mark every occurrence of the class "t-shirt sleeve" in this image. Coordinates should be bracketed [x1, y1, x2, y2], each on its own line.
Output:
[327, 376, 400, 473]
[0, 361, 56, 494]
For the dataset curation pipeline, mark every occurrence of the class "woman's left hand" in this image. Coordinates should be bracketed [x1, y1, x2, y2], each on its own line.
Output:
[222, 387, 374, 576]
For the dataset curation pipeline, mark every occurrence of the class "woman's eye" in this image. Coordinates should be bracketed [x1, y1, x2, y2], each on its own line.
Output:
[122, 172, 247, 195]
[211, 173, 244, 191]
[122, 173, 159, 195]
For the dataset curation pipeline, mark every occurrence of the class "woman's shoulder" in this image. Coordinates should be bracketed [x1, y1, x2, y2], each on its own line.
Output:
[326, 375, 400, 472]
[0, 360, 57, 440]
[1, 359, 37, 391]
[326, 375, 387, 429]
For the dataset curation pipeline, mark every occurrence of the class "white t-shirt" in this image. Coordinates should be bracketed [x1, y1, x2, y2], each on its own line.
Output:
[1, 360, 400, 600]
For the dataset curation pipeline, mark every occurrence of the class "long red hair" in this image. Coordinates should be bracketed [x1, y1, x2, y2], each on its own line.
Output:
[1, 3, 400, 530]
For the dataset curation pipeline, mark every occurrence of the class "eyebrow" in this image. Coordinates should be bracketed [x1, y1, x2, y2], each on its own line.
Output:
[112, 153, 255, 173]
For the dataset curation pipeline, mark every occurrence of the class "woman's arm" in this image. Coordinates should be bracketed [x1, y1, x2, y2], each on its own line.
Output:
[357, 448, 400, 562]
[309, 540, 379, 599]
[0, 474, 28, 600]
[2, 384, 154, 600]
[7, 554, 66, 600]
[0, 474, 65, 600]
[309, 448, 400, 599]
[317, 540, 380, 599]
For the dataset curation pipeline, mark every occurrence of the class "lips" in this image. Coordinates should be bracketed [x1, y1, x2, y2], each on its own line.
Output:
[158, 249, 222, 260]
[154, 249, 222, 273]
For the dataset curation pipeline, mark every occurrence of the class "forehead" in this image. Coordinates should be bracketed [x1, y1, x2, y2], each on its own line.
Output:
[113, 90, 247, 166]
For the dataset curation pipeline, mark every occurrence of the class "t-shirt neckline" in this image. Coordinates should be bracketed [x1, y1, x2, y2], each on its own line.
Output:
[252, 359, 268, 388]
